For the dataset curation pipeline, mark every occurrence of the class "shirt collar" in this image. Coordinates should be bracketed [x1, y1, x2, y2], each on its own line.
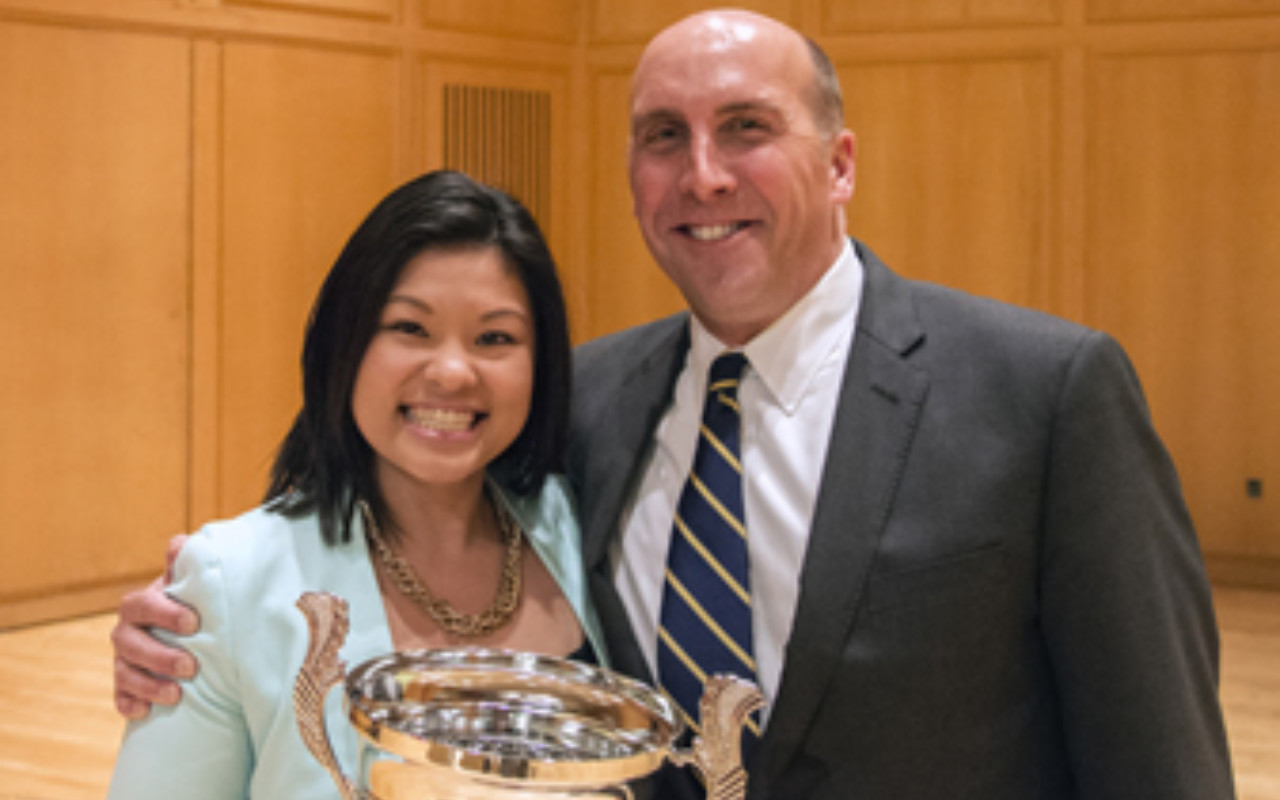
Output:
[688, 239, 863, 413]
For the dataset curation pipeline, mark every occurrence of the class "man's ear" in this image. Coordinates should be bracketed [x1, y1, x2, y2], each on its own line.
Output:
[830, 130, 857, 204]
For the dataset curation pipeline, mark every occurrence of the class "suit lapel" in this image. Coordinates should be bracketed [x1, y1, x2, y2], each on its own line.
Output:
[580, 319, 689, 568]
[579, 318, 690, 682]
[753, 245, 929, 792]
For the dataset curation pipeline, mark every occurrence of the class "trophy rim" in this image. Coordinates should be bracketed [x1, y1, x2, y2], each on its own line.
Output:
[343, 647, 684, 787]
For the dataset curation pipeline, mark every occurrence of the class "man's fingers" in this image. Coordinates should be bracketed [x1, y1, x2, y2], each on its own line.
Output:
[115, 694, 151, 721]
[110, 607, 198, 681]
[118, 578, 199, 636]
[110, 535, 198, 721]
[110, 619, 191, 721]
[164, 534, 189, 583]
[113, 655, 181, 716]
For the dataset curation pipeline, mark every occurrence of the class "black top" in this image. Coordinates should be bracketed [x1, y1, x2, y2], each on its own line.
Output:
[564, 637, 597, 665]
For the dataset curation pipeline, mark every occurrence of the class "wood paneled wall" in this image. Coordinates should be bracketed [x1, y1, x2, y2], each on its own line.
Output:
[0, 0, 577, 627]
[1, 0, 1277, 626]
[0, 19, 193, 627]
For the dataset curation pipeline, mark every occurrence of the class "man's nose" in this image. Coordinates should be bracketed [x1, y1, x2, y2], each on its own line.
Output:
[679, 133, 735, 201]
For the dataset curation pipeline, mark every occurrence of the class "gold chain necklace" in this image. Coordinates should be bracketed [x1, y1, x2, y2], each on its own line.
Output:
[361, 495, 523, 638]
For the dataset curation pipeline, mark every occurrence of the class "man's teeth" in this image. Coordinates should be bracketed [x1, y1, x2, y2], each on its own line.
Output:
[688, 223, 741, 241]
[406, 408, 475, 432]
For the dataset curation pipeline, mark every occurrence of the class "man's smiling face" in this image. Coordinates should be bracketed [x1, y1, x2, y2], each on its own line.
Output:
[627, 10, 855, 345]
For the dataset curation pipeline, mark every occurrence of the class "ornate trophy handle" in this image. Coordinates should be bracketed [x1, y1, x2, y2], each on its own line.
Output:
[668, 675, 764, 800]
[293, 591, 365, 800]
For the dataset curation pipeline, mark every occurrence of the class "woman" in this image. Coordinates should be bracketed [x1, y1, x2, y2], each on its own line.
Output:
[107, 170, 604, 799]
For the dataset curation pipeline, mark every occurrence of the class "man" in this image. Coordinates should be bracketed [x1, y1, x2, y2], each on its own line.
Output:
[112, 9, 1234, 799]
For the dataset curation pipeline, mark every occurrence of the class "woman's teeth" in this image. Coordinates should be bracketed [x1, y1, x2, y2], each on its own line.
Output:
[406, 408, 475, 432]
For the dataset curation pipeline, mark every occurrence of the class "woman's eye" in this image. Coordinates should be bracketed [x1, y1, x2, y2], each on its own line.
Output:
[386, 320, 427, 337]
[477, 330, 517, 346]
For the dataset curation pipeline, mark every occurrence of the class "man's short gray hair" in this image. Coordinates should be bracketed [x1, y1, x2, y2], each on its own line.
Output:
[805, 37, 845, 138]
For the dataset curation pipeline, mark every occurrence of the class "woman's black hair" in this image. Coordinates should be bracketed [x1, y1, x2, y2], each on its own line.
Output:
[263, 170, 571, 545]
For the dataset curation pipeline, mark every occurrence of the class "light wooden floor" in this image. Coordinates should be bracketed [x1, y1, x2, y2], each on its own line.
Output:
[1220, 586, 1280, 799]
[0, 586, 1276, 799]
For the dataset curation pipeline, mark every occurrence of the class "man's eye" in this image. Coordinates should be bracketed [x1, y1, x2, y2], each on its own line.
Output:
[726, 117, 768, 134]
[641, 125, 683, 148]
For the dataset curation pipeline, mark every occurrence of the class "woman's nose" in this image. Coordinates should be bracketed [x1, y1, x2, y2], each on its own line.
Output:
[421, 347, 478, 391]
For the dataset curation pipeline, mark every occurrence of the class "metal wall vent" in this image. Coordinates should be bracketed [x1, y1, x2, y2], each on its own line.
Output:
[443, 84, 552, 228]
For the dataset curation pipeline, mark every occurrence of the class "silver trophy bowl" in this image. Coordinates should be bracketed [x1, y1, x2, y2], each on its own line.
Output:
[293, 592, 761, 800]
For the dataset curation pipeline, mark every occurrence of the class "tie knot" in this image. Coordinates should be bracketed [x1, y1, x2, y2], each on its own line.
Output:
[708, 352, 748, 401]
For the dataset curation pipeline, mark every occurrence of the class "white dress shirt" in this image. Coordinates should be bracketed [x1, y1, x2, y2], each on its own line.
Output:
[612, 241, 864, 719]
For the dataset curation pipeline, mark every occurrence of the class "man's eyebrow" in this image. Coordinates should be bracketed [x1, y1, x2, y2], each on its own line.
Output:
[632, 108, 684, 129]
[718, 99, 784, 117]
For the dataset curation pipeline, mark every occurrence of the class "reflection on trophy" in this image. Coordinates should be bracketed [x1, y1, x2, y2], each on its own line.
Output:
[292, 591, 763, 800]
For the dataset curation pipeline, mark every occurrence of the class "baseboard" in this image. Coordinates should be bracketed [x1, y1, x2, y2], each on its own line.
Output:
[1205, 553, 1280, 591]
[0, 575, 151, 631]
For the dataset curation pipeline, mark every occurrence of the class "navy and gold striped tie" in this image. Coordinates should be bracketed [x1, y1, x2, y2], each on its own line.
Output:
[658, 351, 759, 760]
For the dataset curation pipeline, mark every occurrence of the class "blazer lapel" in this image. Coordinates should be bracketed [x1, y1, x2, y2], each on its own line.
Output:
[579, 317, 690, 683]
[752, 244, 929, 794]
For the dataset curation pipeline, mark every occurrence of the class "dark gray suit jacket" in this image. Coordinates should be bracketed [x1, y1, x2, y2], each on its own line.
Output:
[566, 242, 1234, 799]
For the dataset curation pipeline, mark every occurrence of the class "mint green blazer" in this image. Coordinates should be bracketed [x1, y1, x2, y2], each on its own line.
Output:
[108, 476, 605, 800]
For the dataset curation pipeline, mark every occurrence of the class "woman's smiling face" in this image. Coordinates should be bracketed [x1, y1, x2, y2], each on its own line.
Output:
[351, 245, 534, 495]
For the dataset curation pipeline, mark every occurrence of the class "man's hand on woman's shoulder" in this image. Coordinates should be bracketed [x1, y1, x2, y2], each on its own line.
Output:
[110, 534, 199, 720]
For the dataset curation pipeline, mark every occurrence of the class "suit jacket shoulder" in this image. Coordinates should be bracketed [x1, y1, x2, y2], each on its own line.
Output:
[857, 241, 1096, 371]
[756, 241, 1232, 800]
